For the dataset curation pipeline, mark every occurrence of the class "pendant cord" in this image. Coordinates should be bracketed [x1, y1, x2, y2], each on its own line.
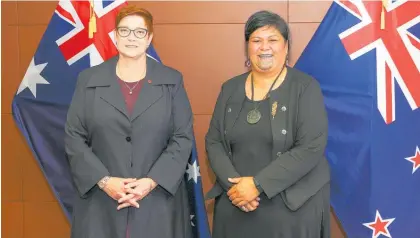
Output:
[251, 63, 287, 110]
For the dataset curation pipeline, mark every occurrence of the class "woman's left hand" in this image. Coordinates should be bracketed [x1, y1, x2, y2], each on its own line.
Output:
[117, 178, 157, 210]
[227, 177, 260, 207]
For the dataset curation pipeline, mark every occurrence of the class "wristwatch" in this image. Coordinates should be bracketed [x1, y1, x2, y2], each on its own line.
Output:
[253, 177, 263, 193]
[98, 176, 111, 189]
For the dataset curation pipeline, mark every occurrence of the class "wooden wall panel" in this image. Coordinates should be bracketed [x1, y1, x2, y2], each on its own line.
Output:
[2, 202, 24, 238]
[2, 1, 346, 237]
[132, 2, 288, 24]
[192, 115, 214, 193]
[18, 26, 48, 81]
[1, 1, 18, 26]
[2, 115, 23, 201]
[16, 1, 289, 25]
[24, 202, 70, 238]
[288, 23, 320, 66]
[193, 115, 216, 223]
[2, 26, 20, 114]
[17, 2, 56, 25]
[23, 153, 56, 202]
[289, 1, 332, 22]
[153, 24, 248, 115]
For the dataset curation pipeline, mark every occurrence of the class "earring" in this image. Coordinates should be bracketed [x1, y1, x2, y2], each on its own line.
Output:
[245, 59, 251, 67]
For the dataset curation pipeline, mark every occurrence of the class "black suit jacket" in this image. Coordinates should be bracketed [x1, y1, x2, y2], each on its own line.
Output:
[205, 66, 330, 211]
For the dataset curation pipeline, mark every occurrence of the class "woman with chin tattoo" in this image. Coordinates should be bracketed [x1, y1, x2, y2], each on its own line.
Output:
[205, 10, 331, 238]
[65, 5, 193, 238]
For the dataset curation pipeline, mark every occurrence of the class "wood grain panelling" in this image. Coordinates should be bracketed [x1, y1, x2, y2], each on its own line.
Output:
[2, 202, 24, 238]
[132, 1, 288, 24]
[289, 1, 332, 23]
[2, 115, 24, 201]
[16, 1, 289, 25]
[192, 115, 214, 194]
[153, 24, 249, 115]
[193, 115, 215, 228]
[23, 151, 56, 202]
[2, 1, 18, 26]
[24, 202, 70, 238]
[18, 26, 47, 81]
[288, 23, 320, 66]
[205, 199, 215, 229]
[17, 1, 56, 25]
[2, 26, 19, 114]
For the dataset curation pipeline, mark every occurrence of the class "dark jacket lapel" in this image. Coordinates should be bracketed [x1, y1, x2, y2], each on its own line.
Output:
[86, 56, 130, 120]
[130, 57, 165, 122]
[269, 67, 292, 157]
[224, 72, 249, 133]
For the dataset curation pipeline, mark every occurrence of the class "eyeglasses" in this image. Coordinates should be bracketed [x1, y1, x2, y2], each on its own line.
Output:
[116, 27, 148, 39]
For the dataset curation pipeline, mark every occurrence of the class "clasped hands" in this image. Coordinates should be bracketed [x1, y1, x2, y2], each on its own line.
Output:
[102, 177, 157, 210]
[227, 177, 260, 212]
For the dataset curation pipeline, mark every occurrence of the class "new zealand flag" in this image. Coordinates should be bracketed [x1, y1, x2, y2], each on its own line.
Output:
[295, 0, 420, 237]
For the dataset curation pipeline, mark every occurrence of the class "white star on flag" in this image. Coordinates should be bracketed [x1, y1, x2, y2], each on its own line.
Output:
[405, 146, 420, 174]
[17, 58, 49, 97]
[190, 214, 195, 226]
[363, 210, 395, 238]
[186, 161, 200, 183]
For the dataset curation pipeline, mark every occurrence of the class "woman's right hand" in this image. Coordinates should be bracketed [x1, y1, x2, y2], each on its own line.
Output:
[102, 177, 137, 202]
[241, 197, 260, 212]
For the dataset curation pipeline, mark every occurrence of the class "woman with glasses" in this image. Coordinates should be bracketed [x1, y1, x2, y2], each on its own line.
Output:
[65, 5, 194, 238]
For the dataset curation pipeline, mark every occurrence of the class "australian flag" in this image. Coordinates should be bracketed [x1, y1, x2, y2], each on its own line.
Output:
[295, 0, 420, 237]
[11, 0, 211, 237]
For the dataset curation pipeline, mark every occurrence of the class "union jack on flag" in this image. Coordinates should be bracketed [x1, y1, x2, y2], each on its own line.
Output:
[295, 0, 420, 237]
[12, 0, 210, 237]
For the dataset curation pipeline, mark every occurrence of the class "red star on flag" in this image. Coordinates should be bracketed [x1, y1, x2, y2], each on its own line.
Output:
[405, 146, 420, 174]
[363, 210, 395, 238]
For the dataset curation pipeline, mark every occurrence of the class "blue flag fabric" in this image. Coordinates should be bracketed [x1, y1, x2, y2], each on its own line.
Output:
[12, 1, 210, 237]
[294, 0, 420, 237]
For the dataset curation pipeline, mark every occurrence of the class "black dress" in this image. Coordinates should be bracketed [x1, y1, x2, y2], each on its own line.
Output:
[212, 91, 327, 238]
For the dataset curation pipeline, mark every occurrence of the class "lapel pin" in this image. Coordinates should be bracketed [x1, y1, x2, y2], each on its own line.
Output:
[148, 80, 152, 84]
[271, 101, 278, 119]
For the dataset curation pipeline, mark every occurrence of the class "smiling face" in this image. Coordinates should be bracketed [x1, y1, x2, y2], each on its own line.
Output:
[115, 15, 153, 59]
[247, 25, 288, 74]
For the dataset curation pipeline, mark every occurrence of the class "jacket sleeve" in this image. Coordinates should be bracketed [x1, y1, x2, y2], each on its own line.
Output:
[205, 85, 241, 191]
[64, 71, 110, 198]
[255, 79, 328, 199]
[147, 73, 193, 196]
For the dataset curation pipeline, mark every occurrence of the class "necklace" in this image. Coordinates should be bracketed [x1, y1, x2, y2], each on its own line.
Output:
[246, 65, 286, 124]
[117, 63, 146, 95]
[123, 80, 141, 95]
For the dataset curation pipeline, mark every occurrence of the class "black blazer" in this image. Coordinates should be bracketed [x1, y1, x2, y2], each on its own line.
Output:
[205, 66, 330, 211]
